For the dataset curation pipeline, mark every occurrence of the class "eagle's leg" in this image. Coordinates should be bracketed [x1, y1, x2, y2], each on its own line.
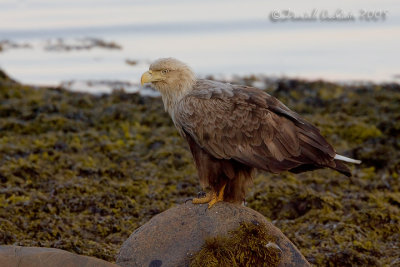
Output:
[208, 182, 226, 209]
[192, 191, 215, 204]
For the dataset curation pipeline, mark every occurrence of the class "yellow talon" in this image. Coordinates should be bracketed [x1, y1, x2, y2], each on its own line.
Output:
[192, 192, 215, 204]
[192, 184, 226, 208]
[191, 183, 227, 208]
[208, 183, 226, 209]
[207, 196, 218, 208]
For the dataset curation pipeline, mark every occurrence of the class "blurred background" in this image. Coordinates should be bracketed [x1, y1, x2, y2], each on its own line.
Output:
[0, 0, 399, 93]
[1, 1, 400, 265]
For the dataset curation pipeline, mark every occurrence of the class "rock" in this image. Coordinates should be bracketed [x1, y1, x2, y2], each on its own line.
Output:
[117, 202, 310, 267]
[0, 245, 119, 267]
[0, 69, 14, 82]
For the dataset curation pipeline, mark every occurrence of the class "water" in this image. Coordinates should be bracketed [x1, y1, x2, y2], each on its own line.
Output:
[0, 0, 399, 93]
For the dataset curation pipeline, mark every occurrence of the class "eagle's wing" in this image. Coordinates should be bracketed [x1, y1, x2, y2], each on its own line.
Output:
[175, 80, 340, 174]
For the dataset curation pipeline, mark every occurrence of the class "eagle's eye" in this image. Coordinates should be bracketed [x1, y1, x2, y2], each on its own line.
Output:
[161, 69, 170, 74]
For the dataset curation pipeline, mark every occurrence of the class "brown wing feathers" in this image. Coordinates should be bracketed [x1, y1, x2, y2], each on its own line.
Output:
[176, 80, 350, 176]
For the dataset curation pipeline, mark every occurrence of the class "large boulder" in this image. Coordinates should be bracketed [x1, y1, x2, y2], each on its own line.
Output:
[0, 245, 119, 267]
[117, 202, 310, 267]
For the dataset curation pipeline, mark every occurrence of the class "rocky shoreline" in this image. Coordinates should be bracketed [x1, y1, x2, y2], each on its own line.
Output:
[0, 69, 399, 265]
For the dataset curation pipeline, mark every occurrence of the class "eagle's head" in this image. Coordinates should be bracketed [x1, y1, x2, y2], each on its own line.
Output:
[141, 58, 196, 113]
[141, 58, 195, 94]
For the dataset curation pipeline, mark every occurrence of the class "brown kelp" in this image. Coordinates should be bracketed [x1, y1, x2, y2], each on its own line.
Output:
[0, 70, 399, 265]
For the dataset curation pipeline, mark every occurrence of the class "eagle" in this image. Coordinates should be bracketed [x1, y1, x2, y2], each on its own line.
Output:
[141, 58, 361, 208]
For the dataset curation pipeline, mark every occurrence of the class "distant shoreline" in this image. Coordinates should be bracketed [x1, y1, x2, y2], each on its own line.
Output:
[1, 67, 399, 97]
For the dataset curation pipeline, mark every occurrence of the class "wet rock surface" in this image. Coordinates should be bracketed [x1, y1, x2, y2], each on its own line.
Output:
[0, 245, 119, 267]
[117, 202, 310, 267]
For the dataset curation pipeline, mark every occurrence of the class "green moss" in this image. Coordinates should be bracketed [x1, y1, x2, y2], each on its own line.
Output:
[341, 122, 382, 144]
[0, 70, 399, 265]
[190, 222, 282, 267]
[0, 71, 198, 261]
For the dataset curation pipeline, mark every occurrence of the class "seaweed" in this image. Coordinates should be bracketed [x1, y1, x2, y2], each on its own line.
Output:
[190, 222, 281, 267]
[0, 70, 399, 265]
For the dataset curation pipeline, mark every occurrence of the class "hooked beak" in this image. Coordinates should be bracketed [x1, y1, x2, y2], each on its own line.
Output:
[141, 70, 165, 86]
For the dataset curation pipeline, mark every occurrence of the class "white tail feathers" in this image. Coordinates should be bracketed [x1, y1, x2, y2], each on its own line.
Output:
[334, 154, 361, 164]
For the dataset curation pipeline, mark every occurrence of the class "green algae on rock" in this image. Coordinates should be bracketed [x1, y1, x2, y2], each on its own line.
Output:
[117, 202, 309, 267]
[191, 222, 282, 267]
[0, 70, 399, 265]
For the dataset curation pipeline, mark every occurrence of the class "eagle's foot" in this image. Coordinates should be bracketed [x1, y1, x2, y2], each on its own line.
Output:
[207, 183, 226, 209]
[185, 191, 207, 204]
[192, 184, 227, 209]
[192, 191, 215, 204]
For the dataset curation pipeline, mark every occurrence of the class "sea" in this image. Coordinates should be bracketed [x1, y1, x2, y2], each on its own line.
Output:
[0, 0, 399, 94]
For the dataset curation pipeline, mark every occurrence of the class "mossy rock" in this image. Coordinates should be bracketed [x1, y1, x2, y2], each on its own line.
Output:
[117, 202, 310, 267]
[0, 245, 118, 267]
[1, 68, 400, 265]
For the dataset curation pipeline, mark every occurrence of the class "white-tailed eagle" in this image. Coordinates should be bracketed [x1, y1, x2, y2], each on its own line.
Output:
[141, 58, 361, 208]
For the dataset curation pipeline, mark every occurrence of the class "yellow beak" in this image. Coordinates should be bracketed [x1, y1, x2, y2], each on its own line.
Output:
[141, 71, 153, 86]
[140, 70, 165, 86]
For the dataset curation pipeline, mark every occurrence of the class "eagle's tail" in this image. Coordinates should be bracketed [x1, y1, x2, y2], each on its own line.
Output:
[290, 154, 361, 177]
[330, 154, 361, 177]
[334, 154, 362, 164]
